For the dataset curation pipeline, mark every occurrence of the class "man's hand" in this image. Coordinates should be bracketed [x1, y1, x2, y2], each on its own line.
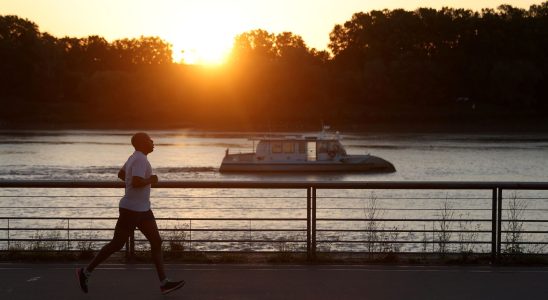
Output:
[118, 169, 126, 181]
[150, 175, 159, 184]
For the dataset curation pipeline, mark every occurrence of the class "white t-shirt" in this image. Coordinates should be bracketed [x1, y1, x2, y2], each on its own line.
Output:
[119, 151, 152, 212]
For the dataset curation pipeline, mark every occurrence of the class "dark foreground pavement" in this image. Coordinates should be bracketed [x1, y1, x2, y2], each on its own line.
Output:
[1, 263, 547, 300]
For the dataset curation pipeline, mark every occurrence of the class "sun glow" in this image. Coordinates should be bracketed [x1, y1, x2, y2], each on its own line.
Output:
[170, 32, 234, 65]
[166, 7, 246, 66]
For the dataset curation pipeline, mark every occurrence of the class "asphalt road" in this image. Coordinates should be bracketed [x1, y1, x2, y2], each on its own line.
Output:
[0, 263, 547, 300]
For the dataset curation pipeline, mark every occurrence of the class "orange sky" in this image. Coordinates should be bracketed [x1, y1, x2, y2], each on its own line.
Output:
[1, 0, 542, 64]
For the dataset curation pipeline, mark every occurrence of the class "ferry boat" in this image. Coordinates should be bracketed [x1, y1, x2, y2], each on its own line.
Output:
[219, 128, 395, 173]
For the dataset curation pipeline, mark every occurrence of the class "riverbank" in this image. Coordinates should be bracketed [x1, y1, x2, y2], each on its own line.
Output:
[2, 115, 548, 134]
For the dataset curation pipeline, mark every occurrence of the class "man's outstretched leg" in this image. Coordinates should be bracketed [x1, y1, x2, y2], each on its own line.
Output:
[139, 215, 185, 295]
[77, 213, 132, 293]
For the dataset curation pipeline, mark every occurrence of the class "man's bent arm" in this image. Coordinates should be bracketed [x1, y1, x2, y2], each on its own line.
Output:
[132, 175, 158, 187]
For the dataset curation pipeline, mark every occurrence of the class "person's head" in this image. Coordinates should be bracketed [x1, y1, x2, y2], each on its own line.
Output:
[131, 132, 154, 154]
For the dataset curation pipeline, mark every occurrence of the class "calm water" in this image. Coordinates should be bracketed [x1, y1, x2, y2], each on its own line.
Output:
[2, 129, 548, 181]
[1, 130, 547, 251]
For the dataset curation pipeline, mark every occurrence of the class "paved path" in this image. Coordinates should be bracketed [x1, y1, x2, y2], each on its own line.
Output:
[0, 263, 547, 299]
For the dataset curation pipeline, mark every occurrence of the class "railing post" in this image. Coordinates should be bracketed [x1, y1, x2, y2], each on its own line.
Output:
[67, 218, 70, 251]
[126, 229, 135, 261]
[306, 187, 311, 260]
[130, 230, 135, 259]
[497, 188, 503, 257]
[189, 219, 192, 251]
[312, 187, 317, 260]
[491, 188, 498, 263]
[7, 218, 10, 250]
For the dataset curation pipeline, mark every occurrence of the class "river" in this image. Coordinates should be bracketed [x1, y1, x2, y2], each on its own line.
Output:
[1, 129, 548, 181]
[0, 130, 547, 252]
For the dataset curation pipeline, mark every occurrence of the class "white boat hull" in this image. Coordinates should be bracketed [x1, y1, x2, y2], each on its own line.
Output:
[220, 155, 396, 173]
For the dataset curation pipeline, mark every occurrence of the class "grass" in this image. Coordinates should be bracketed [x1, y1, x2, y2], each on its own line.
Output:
[436, 199, 454, 254]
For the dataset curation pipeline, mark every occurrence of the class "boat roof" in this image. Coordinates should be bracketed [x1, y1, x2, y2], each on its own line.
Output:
[249, 134, 341, 142]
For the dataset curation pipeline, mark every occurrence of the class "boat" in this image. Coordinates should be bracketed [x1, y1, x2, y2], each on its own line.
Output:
[219, 128, 396, 173]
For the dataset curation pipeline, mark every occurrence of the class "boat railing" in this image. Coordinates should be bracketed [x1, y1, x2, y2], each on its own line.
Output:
[1, 180, 547, 263]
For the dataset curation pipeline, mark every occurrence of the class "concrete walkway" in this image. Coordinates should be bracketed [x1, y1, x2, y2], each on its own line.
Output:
[0, 263, 547, 299]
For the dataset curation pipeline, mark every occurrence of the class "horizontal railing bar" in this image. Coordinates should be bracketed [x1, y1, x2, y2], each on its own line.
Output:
[3, 195, 528, 200]
[0, 239, 113, 242]
[318, 208, 493, 211]
[317, 218, 492, 222]
[317, 218, 548, 223]
[317, 229, 494, 233]
[135, 239, 305, 243]
[0, 228, 306, 232]
[3, 239, 521, 246]
[316, 240, 491, 244]
[311, 251, 548, 255]
[2, 207, 548, 213]
[0, 250, 311, 254]
[160, 229, 305, 232]
[0, 196, 307, 199]
[0, 217, 306, 221]
[500, 242, 548, 245]
[2, 217, 545, 223]
[2, 196, 548, 203]
[500, 220, 548, 223]
[0, 238, 306, 243]
[3, 228, 545, 234]
[0, 196, 499, 200]
[3, 180, 548, 189]
[9, 228, 543, 234]
[501, 231, 548, 234]
[0, 207, 307, 210]
[0, 206, 502, 211]
[0, 206, 308, 211]
[0, 207, 517, 211]
[0, 217, 118, 220]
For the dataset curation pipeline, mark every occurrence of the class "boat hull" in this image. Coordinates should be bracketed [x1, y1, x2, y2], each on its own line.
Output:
[219, 156, 396, 173]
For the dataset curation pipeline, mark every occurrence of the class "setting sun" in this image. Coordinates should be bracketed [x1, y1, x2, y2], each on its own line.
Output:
[169, 27, 235, 65]
[165, 6, 247, 65]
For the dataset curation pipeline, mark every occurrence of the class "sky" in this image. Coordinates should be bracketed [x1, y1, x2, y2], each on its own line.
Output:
[0, 0, 542, 64]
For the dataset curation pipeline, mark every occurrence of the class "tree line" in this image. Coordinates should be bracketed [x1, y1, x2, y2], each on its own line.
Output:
[0, 3, 547, 130]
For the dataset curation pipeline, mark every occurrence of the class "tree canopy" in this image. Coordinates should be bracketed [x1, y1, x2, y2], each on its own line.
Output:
[0, 2, 547, 131]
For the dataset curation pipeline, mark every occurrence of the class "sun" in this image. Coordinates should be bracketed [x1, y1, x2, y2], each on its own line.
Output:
[174, 39, 233, 66]
[168, 20, 240, 66]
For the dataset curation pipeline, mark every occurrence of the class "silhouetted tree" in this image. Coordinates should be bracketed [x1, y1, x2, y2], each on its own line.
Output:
[0, 2, 547, 130]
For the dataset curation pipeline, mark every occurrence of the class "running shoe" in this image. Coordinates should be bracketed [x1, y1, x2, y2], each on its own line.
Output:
[76, 268, 89, 293]
[160, 279, 185, 295]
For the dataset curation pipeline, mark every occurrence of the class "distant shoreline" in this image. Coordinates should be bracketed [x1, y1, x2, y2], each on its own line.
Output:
[2, 118, 548, 135]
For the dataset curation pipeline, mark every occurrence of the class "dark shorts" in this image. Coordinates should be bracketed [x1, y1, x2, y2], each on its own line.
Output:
[115, 208, 156, 232]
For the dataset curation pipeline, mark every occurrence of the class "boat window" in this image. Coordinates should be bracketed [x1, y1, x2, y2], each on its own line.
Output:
[298, 142, 306, 154]
[272, 142, 282, 153]
[283, 142, 294, 153]
[317, 141, 328, 154]
[328, 141, 339, 153]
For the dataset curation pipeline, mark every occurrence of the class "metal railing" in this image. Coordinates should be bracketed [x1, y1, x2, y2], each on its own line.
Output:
[1, 180, 548, 263]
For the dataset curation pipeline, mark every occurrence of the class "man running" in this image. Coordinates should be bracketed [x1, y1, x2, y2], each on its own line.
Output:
[77, 132, 185, 295]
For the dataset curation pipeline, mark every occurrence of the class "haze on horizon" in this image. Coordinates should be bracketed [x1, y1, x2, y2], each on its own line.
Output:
[0, 0, 543, 64]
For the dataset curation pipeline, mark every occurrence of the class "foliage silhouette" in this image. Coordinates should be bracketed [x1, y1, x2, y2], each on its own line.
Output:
[0, 2, 546, 130]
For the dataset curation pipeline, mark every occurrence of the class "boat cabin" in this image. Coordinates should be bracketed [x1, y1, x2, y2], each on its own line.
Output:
[254, 138, 347, 162]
